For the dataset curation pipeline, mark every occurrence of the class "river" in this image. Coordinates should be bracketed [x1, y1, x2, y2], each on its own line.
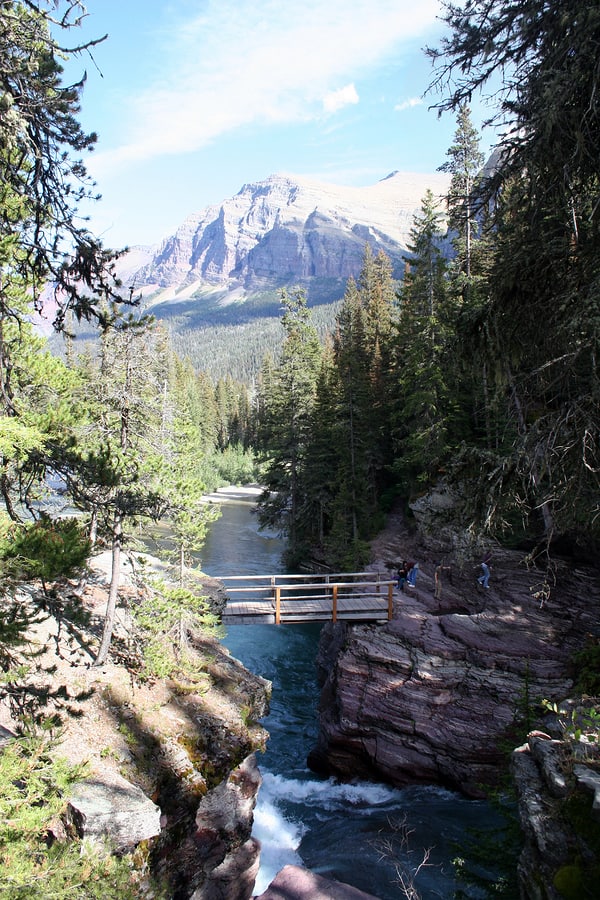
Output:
[201, 489, 504, 899]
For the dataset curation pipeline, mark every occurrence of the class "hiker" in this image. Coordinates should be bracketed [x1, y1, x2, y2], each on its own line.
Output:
[407, 561, 419, 588]
[434, 562, 452, 601]
[397, 560, 409, 592]
[477, 551, 492, 589]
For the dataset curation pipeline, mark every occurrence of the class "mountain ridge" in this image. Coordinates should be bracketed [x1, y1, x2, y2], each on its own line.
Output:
[109, 170, 450, 382]
[123, 170, 451, 309]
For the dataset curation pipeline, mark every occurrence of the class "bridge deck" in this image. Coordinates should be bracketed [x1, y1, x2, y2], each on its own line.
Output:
[218, 572, 396, 625]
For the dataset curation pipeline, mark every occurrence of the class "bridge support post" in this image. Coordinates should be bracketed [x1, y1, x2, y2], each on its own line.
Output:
[387, 582, 394, 620]
[332, 584, 338, 623]
[275, 586, 281, 625]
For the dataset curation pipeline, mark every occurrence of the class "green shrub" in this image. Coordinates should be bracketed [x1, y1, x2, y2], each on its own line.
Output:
[131, 580, 222, 681]
[553, 864, 586, 899]
[0, 516, 90, 590]
[0, 732, 158, 898]
[553, 860, 600, 899]
[572, 644, 600, 695]
[202, 445, 260, 488]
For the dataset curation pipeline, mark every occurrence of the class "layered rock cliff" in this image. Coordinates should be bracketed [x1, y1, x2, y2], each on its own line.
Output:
[309, 529, 598, 795]
[128, 171, 450, 307]
[307, 503, 600, 894]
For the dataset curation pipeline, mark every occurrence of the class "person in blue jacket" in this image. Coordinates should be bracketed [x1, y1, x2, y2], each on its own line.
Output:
[407, 561, 419, 587]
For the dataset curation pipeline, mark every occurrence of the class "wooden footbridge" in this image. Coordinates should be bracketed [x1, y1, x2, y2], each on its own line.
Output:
[219, 572, 396, 625]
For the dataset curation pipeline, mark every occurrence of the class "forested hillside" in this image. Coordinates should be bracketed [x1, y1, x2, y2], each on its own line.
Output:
[155, 295, 344, 384]
[0, 4, 259, 892]
[0, 0, 599, 895]
[253, 0, 600, 575]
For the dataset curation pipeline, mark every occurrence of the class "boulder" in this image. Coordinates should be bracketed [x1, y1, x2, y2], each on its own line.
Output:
[67, 772, 162, 849]
[254, 864, 381, 900]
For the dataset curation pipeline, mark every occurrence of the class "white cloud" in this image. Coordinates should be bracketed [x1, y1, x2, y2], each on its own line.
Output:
[89, 0, 441, 176]
[394, 97, 424, 112]
[323, 84, 359, 114]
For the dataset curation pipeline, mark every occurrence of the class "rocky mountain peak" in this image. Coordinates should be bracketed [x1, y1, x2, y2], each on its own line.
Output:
[128, 170, 451, 309]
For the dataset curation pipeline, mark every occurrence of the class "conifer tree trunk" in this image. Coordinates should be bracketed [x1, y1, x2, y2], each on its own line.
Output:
[179, 544, 185, 587]
[507, 367, 554, 537]
[93, 510, 122, 666]
[89, 508, 98, 547]
[482, 360, 492, 449]
[94, 337, 132, 666]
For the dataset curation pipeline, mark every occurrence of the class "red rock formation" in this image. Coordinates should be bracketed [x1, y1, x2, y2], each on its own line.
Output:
[309, 547, 600, 798]
[255, 864, 380, 899]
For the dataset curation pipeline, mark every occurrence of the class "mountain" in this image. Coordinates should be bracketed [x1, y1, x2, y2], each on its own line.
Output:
[119, 170, 451, 382]
[129, 171, 450, 305]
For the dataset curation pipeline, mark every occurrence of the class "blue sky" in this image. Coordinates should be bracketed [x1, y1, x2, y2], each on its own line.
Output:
[65, 1, 497, 248]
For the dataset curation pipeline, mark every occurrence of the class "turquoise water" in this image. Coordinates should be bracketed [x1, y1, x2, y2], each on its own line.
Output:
[202, 493, 504, 898]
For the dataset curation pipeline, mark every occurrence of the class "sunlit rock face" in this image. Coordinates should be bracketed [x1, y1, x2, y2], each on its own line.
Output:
[125, 171, 451, 302]
[512, 727, 600, 897]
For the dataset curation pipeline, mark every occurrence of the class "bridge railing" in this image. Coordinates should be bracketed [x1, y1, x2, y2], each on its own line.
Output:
[218, 572, 396, 623]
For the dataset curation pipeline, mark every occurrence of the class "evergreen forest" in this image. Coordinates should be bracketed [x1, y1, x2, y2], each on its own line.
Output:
[254, 2, 600, 572]
[0, 3, 259, 893]
[0, 0, 599, 895]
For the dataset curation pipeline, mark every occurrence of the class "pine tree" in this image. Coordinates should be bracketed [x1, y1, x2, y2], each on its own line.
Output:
[362, 248, 397, 479]
[0, 2, 132, 330]
[331, 279, 377, 548]
[438, 104, 485, 280]
[0, 304, 81, 519]
[428, 0, 600, 542]
[298, 341, 338, 555]
[139, 410, 220, 675]
[255, 289, 322, 564]
[158, 408, 220, 587]
[392, 191, 453, 494]
[213, 375, 252, 450]
[324, 251, 397, 567]
[171, 363, 218, 454]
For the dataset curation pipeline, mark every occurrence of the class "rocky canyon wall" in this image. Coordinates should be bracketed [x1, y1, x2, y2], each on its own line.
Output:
[306, 505, 600, 895]
[309, 550, 598, 795]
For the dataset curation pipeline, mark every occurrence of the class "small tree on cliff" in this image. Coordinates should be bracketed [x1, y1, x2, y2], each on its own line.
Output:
[55, 319, 167, 666]
[154, 361, 221, 587]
